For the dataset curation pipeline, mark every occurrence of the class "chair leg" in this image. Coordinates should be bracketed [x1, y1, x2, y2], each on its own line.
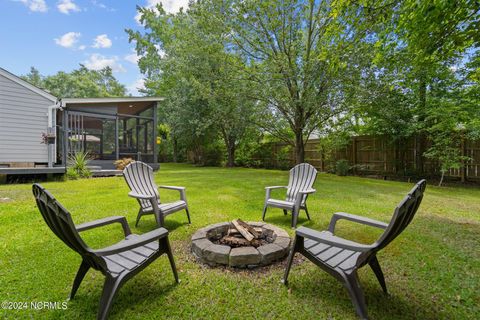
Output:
[369, 256, 388, 294]
[97, 275, 124, 320]
[343, 271, 368, 320]
[162, 238, 179, 283]
[69, 259, 90, 300]
[291, 208, 299, 228]
[281, 237, 297, 286]
[283, 209, 288, 215]
[154, 211, 165, 227]
[262, 205, 268, 221]
[135, 209, 143, 227]
[185, 207, 191, 224]
[304, 205, 311, 220]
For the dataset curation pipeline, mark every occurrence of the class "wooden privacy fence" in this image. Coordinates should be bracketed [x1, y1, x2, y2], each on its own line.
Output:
[265, 135, 480, 181]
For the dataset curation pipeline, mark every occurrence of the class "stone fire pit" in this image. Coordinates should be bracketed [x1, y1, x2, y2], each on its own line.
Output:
[191, 221, 291, 268]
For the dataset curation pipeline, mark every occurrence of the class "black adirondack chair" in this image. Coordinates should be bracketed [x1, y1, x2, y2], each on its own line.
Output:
[282, 180, 427, 319]
[32, 183, 179, 320]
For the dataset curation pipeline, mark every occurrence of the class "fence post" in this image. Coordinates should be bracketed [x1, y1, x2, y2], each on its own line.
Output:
[383, 138, 387, 173]
[320, 146, 325, 172]
[413, 137, 417, 171]
[352, 137, 357, 174]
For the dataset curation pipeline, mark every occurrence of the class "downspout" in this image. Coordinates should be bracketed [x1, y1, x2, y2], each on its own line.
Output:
[47, 99, 62, 168]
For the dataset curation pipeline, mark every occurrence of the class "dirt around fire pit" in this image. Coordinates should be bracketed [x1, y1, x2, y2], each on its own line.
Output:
[191, 221, 291, 268]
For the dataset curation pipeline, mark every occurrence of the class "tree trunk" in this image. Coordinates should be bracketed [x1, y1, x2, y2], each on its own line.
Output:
[172, 137, 178, 163]
[227, 143, 235, 168]
[438, 170, 445, 187]
[419, 77, 426, 111]
[294, 131, 305, 164]
[417, 74, 427, 174]
[221, 129, 236, 168]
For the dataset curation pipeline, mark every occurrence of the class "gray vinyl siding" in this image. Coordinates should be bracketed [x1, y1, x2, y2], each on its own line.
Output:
[0, 74, 53, 163]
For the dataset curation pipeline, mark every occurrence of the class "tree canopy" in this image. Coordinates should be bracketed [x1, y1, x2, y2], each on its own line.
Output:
[22, 65, 127, 98]
[16, 0, 468, 178]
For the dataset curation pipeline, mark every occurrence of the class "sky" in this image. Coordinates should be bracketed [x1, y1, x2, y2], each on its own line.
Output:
[0, 0, 189, 95]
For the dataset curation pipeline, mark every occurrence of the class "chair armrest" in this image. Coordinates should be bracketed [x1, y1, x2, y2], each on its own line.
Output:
[298, 188, 316, 195]
[158, 185, 187, 201]
[93, 227, 169, 256]
[159, 185, 185, 191]
[296, 227, 374, 252]
[294, 189, 316, 208]
[76, 216, 131, 236]
[265, 186, 287, 201]
[328, 212, 388, 233]
[128, 191, 155, 200]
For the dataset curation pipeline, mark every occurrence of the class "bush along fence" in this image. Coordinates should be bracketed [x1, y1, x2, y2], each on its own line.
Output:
[252, 135, 480, 182]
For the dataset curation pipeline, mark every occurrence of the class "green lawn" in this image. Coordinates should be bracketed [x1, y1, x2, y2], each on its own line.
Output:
[0, 163, 478, 319]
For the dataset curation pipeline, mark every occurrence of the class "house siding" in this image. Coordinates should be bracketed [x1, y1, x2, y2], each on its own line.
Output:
[0, 74, 53, 163]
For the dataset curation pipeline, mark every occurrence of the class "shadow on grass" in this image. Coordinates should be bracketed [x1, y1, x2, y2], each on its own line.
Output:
[286, 263, 443, 320]
[262, 211, 314, 229]
[283, 214, 480, 320]
[69, 265, 179, 319]
[134, 214, 190, 233]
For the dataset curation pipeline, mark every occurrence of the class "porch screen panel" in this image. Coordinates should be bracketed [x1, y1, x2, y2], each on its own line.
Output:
[67, 113, 116, 160]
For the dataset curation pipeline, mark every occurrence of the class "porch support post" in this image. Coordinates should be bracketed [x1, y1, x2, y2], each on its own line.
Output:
[136, 118, 140, 158]
[153, 102, 158, 164]
[63, 109, 68, 166]
[115, 116, 119, 160]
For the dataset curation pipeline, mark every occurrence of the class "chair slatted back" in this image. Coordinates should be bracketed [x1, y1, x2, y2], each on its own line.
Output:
[286, 163, 318, 203]
[32, 184, 90, 256]
[123, 162, 159, 209]
[357, 180, 426, 266]
[376, 179, 426, 250]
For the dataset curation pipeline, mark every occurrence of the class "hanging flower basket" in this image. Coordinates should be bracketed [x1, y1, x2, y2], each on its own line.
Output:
[41, 132, 56, 145]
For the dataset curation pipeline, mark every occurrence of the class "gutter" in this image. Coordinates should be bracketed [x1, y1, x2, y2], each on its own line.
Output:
[47, 99, 63, 168]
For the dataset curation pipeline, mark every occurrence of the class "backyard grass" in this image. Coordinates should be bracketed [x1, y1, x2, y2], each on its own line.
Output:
[0, 163, 479, 320]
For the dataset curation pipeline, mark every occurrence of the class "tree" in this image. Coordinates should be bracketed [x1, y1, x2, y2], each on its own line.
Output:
[222, 0, 384, 163]
[22, 65, 127, 98]
[422, 52, 480, 185]
[127, 1, 258, 167]
[374, 0, 480, 172]
[126, 0, 480, 176]
[22, 67, 43, 88]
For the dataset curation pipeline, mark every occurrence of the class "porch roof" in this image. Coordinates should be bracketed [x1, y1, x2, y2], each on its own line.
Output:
[61, 97, 164, 104]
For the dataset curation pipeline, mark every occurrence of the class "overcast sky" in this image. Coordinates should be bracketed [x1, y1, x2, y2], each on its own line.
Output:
[0, 0, 189, 95]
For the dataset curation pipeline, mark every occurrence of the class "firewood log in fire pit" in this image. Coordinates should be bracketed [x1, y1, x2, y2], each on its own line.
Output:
[219, 219, 267, 248]
[219, 236, 264, 248]
[231, 219, 254, 241]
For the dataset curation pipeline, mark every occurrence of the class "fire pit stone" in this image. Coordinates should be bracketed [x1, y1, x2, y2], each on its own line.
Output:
[191, 221, 291, 268]
[204, 244, 231, 265]
[230, 246, 261, 266]
[258, 243, 286, 264]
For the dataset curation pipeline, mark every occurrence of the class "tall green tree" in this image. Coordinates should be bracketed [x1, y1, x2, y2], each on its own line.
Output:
[22, 65, 127, 98]
[396, 0, 479, 112]
[422, 52, 480, 185]
[128, 1, 258, 167]
[373, 0, 480, 173]
[22, 67, 43, 88]
[222, 0, 384, 163]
